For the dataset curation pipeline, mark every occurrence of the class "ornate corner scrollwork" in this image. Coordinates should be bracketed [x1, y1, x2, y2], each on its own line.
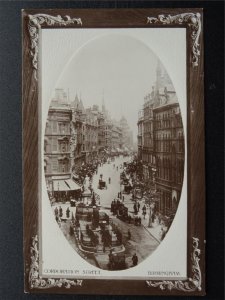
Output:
[146, 237, 202, 292]
[147, 13, 201, 67]
[28, 14, 82, 80]
[29, 235, 83, 289]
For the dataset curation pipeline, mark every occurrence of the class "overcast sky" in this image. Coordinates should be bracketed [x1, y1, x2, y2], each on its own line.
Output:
[57, 34, 159, 137]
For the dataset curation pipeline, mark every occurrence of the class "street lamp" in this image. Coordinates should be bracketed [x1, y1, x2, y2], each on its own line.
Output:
[58, 182, 59, 202]
[148, 201, 155, 228]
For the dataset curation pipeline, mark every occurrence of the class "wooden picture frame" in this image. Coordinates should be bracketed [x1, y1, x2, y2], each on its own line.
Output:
[23, 8, 205, 296]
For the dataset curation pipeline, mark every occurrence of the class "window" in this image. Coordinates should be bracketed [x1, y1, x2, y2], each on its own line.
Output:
[45, 122, 51, 134]
[52, 121, 57, 133]
[52, 138, 58, 151]
[59, 123, 67, 134]
[52, 158, 58, 172]
[60, 141, 68, 152]
[59, 159, 69, 173]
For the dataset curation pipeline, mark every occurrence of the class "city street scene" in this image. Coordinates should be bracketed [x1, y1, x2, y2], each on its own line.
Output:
[44, 39, 185, 270]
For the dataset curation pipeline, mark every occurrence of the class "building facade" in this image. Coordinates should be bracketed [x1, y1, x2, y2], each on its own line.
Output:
[142, 94, 155, 184]
[120, 116, 133, 150]
[137, 61, 185, 217]
[44, 91, 72, 191]
[44, 90, 133, 186]
[70, 95, 86, 172]
[137, 109, 144, 160]
[83, 107, 99, 163]
[154, 103, 184, 216]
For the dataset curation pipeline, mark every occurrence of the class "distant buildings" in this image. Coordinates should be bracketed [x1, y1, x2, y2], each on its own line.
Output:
[120, 116, 133, 150]
[137, 61, 185, 217]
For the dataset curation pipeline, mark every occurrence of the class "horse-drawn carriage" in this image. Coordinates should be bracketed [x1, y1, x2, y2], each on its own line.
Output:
[108, 252, 126, 270]
[98, 179, 107, 190]
[117, 203, 129, 221]
[123, 184, 132, 194]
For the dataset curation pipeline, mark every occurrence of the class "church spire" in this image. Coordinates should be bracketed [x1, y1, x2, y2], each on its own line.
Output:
[155, 59, 162, 92]
[102, 89, 106, 112]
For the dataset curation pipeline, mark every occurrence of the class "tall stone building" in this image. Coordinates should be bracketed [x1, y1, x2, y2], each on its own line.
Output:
[153, 100, 184, 216]
[137, 109, 144, 160]
[70, 94, 86, 171]
[137, 61, 185, 217]
[83, 107, 99, 162]
[142, 93, 155, 183]
[44, 89, 72, 191]
[97, 111, 106, 152]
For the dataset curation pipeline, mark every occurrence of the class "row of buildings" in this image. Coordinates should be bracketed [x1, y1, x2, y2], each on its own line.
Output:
[44, 89, 133, 189]
[137, 61, 185, 218]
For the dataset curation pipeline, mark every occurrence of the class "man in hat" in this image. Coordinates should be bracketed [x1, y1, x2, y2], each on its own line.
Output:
[132, 253, 138, 266]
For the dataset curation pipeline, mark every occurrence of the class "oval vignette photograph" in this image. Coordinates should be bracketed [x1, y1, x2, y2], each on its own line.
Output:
[43, 33, 185, 271]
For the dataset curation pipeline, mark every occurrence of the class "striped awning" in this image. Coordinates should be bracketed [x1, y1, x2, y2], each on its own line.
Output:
[65, 179, 81, 190]
[53, 180, 70, 191]
[53, 179, 81, 191]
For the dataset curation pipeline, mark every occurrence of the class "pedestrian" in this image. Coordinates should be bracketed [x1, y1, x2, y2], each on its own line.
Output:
[54, 207, 58, 216]
[133, 203, 137, 215]
[108, 177, 111, 184]
[132, 253, 138, 266]
[108, 249, 114, 270]
[142, 205, 146, 219]
[69, 224, 74, 235]
[138, 217, 142, 226]
[151, 212, 155, 223]
[66, 207, 70, 218]
[122, 195, 125, 202]
[111, 201, 114, 212]
[137, 202, 140, 212]
[158, 215, 161, 225]
[161, 228, 166, 240]
[128, 229, 131, 240]
[128, 215, 132, 224]
[59, 206, 63, 218]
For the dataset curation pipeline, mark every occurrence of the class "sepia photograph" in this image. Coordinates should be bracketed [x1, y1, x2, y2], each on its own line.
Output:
[23, 9, 205, 295]
[44, 36, 185, 271]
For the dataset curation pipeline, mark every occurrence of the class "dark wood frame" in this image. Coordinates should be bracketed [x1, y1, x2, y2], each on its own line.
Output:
[23, 8, 205, 296]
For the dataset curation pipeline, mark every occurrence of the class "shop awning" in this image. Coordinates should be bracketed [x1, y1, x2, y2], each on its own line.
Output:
[65, 179, 81, 191]
[53, 180, 70, 191]
[53, 179, 81, 192]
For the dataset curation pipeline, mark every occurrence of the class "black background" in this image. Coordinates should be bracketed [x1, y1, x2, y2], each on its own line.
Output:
[0, 1, 224, 299]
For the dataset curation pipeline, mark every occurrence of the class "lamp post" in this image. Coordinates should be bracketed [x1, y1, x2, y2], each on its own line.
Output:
[148, 201, 155, 228]
[58, 182, 59, 202]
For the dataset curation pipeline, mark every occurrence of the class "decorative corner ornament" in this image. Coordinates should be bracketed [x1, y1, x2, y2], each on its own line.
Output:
[147, 13, 201, 67]
[146, 237, 202, 292]
[29, 235, 83, 289]
[28, 14, 82, 80]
